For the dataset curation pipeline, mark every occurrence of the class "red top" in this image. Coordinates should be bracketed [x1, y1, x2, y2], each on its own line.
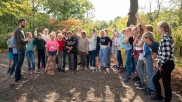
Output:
[57, 39, 65, 51]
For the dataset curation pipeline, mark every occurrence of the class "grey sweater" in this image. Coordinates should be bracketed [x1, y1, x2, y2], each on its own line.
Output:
[78, 37, 89, 52]
[14, 27, 28, 50]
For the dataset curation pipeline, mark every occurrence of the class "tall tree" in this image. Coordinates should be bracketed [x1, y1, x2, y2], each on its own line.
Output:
[42, 0, 93, 21]
[127, 0, 138, 27]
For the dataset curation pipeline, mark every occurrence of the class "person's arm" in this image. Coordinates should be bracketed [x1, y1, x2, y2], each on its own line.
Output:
[152, 53, 157, 68]
[115, 27, 123, 38]
[133, 36, 144, 47]
[74, 33, 80, 39]
[16, 30, 29, 44]
[143, 43, 150, 58]
[123, 37, 129, 44]
[135, 14, 147, 32]
[46, 47, 49, 56]
[86, 39, 89, 54]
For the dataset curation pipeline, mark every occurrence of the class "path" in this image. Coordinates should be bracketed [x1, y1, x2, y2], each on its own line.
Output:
[0, 53, 181, 102]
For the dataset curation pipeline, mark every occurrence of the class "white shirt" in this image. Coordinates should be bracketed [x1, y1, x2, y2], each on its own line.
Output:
[88, 38, 94, 51]
[135, 37, 143, 50]
[42, 34, 50, 42]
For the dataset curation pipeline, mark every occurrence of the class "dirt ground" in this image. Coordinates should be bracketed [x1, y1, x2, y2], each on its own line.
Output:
[0, 53, 181, 102]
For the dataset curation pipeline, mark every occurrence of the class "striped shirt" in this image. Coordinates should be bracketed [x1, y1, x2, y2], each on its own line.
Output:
[157, 34, 174, 67]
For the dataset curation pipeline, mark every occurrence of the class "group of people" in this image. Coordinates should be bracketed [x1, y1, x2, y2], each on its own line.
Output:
[6, 14, 175, 102]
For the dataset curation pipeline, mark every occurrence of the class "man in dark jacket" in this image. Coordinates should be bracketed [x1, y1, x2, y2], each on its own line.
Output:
[14, 19, 30, 82]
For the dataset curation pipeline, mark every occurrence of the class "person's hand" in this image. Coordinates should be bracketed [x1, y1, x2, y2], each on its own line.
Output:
[33, 48, 36, 52]
[70, 46, 73, 50]
[56, 52, 59, 56]
[46, 52, 49, 57]
[135, 14, 139, 19]
[27, 39, 31, 43]
[62, 28, 67, 32]
[8, 45, 11, 48]
[86, 51, 88, 55]
[156, 66, 163, 72]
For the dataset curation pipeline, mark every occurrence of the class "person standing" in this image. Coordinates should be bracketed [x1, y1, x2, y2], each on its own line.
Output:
[88, 31, 97, 70]
[26, 32, 36, 74]
[14, 19, 30, 82]
[57, 33, 66, 72]
[33, 33, 46, 73]
[78, 32, 89, 70]
[104, 30, 112, 67]
[72, 30, 79, 72]
[99, 31, 110, 69]
[7, 32, 14, 74]
[153, 21, 175, 102]
[65, 32, 77, 74]
[9, 32, 17, 78]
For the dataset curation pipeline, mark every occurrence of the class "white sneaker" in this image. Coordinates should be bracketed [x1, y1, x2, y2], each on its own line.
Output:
[9, 75, 14, 79]
[92, 67, 96, 70]
[90, 66, 93, 70]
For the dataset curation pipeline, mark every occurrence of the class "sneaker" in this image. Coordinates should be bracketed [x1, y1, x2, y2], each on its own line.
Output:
[30, 70, 34, 75]
[123, 77, 130, 82]
[120, 68, 125, 73]
[89, 66, 93, 70]
[112, 65, 117, 68]
[9, 75, 14, 79]
[92, 67, 96, 70]
[136, 83, 146, 90]
[134, 82, 140, 86]
[150, 94, 158, 100]
[159, 96, 165, 102]
[144, 88, 155, 95]
[132, 76, 140, 81]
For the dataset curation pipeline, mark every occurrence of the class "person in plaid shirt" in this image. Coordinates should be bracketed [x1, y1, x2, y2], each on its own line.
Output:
[153, 21, 175, 102]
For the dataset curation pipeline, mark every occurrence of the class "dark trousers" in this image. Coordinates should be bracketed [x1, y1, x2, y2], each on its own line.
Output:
[68, 53, 75, 71]
[87, 54, 89, 67]
[79, 51, 87, 67]
[74, 53, 77, 70]
[38, 50, 45, 69]
[10, 54, 18, 75]
[117, 50, 123, 68]
[153, 60, 175, 102]
[15, 49, 25, 82]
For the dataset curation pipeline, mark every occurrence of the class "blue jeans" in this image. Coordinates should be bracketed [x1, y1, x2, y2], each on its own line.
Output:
[58, 51, 64, 69]
[26, 50, 35, 70]
[125, 49, 136, 77]
[15, 49, 25, 81]
[9, 54, 18, 75]
[106, 47, 111, 66]
[63, 50, 67, 69]
[146, 54, 155, 91]
[89, 50, 96, 67]
[117, 50, 123, 67]
[99, 48, 108, 67]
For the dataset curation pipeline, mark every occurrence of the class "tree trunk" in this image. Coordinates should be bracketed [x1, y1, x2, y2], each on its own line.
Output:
[127, 0, 138, 27]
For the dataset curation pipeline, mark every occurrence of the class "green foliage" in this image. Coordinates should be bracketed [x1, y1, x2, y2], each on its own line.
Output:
[42, 0, 93, 20]
[138, 10, 182, 57]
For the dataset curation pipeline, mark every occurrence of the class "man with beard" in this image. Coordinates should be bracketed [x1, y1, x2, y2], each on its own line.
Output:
[14, 19, 31, 82]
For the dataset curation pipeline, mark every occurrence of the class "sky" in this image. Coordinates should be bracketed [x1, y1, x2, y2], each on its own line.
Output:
[89, 0, 170, 21]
